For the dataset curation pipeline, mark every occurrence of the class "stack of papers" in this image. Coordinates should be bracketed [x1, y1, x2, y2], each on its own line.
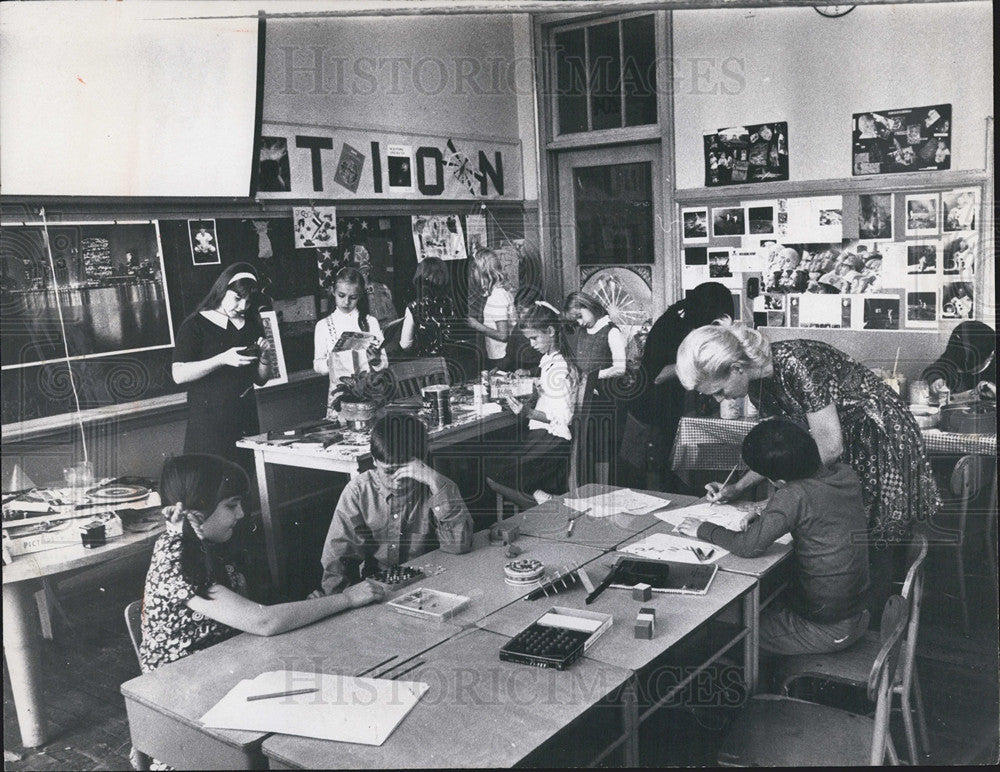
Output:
[563, 490, 671, 519]
[200, 670, 429, 745]
[619, 532, 729, 564]
[653, 501, 757, 532]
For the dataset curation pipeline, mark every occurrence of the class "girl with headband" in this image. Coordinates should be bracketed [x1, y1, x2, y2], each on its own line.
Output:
[172, 262, 273, 468]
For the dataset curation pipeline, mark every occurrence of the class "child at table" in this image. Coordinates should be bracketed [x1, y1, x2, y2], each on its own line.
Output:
[315, 412, 474, 595]
[488, 302, 578, 501]
[678, 419, 870, 656]
[139, 454, 383, 673]
[314, 267, 388, 420]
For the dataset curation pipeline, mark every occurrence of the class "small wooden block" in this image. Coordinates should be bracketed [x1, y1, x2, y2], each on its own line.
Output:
[639, 607, 656, 621]
[633, 619, 653, 639]
[632, 583, 653, 601]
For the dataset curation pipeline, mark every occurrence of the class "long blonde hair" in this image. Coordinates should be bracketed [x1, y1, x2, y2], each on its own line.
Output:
[676, 322, 771, 391]
[470, 248, 506, 298]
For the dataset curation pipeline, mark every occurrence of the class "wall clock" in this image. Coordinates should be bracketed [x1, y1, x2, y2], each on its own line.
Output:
[814, 5, 856, 17]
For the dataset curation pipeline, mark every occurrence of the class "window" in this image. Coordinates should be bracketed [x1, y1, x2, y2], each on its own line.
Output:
[551, 15, 657, 136]
[574, 162, 654, 264]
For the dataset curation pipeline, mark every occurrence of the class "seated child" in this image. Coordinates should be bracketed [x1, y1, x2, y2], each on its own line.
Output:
[679, 419, 870, 656]
[316, 412, 473, 595]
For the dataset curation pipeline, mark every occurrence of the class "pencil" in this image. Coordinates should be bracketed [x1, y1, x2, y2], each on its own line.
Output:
[355, 654, 397, 677]
[711, 463, 740, 506]
[246, 687, 319, 702]
[391, 661, 424, 680]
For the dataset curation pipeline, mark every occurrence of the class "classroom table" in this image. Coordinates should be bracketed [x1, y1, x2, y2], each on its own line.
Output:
[671, 415, 997, 471]
[4, 524, 164, 747]
[262, 628, 638, 769]
[236, 399, 517, 587]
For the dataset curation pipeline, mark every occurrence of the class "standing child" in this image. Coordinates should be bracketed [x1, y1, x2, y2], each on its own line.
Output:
[314, 267, 388, 419]
[400, 256, 457, 357]
[679, 419, 870, 656]
[489, 302, 578, 499]
[564, 290, 627, 386]
[466, 249, 514, 370]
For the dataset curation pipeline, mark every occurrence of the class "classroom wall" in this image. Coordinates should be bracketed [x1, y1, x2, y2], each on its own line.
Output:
[672, 2, 994, 189]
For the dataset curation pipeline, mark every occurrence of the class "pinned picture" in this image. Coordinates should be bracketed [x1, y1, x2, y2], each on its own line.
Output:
[906, 290, 937, 326]
[333, 143, 365, 194]
[941, 282, 973, 319]
[188, 219, 221, 265]
[942, 188, 978, 232]
[387, 145, 413, 192]
[293, 206, 338, 249]
[257, 136, 291, 193]
[746, 205, 775, 235]
[859, 194, 893, 239]
[711, 207, 746, 237]
[411, 215, 467, 261]
[789, 294, 847, 329]
[943, 234, 976, 280]
[684, 246, 708, 265]
[906, 243, 938, 275]
[853, 104, 951, 176]
[708, 249, 732, 278]
[904, 194, 939, 237]
[704, 122, 788, 186]
[863, 296, 901, 330]
[681, 207, 709, 243]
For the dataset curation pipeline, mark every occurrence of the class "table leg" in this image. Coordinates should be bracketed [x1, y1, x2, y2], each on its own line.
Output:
[621, 677, 640, 766]
[743, 583, 760, 694]
[3, 580, 49, 747]
[254, 452, 284, 589]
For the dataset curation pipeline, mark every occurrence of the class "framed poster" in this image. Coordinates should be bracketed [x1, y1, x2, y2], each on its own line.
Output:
[852, 104, 951, 176]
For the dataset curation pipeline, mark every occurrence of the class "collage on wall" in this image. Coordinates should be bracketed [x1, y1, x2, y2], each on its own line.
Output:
[703, 122, 789, 187]
[680, 185, 979, 331]
[853, 104, 952, 176]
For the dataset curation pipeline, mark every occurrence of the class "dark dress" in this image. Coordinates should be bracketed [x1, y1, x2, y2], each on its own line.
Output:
[751, 340, 940, 544]
[173, 312, 262, 464]
[406, 293, 457, 357]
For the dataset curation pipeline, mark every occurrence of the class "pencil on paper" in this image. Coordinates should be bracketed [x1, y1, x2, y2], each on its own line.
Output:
[356, 654, 397, 677]
[711, 463, 740, 506]
[246, 687, 319, 702]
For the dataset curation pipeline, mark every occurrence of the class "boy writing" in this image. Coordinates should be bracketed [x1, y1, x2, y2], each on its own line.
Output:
[678, 419, 870, 655]
[314, 412, 473, 595]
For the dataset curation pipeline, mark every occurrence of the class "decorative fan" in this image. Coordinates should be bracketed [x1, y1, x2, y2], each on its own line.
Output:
[581, 267, 651, 329]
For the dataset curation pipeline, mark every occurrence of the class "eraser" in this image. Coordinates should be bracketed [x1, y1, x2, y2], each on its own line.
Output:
[632, 583, 653, 601]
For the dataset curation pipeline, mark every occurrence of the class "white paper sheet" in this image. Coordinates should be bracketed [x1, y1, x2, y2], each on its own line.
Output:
[619, 531, 728, 564]
[563, 490, 671, 518]
[653, 501, 759, 531]
[200, 670, 429, 745]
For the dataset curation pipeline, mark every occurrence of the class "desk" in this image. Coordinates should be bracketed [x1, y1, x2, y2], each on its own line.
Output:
[237, 401, 517, 587]
[4, 526, 163, 747]
[672, 416, 997, 471]
[262, 629, 637, 769]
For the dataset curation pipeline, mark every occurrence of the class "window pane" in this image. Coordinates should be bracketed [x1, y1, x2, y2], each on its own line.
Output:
[574, 162, 654, 264]
[587, 22, 621, 131]
[623, 16, 657, 127]
[554, 29, 587, 135]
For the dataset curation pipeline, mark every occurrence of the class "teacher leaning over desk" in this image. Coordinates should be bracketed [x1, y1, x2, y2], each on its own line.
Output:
[676, 323, 941, 620]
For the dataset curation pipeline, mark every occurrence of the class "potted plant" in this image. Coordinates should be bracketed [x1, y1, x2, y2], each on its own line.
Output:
[330, 370, 394, 430]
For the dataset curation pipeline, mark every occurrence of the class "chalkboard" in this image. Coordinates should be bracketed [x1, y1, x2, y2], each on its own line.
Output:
[1, 206, 526, 424]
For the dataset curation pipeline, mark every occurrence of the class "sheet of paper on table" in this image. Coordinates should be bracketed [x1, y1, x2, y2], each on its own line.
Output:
[618, 531, 729, 563]
[563, 489, 671, 519]
[654, 501, 754, 531]
[200, 670, 429, 745]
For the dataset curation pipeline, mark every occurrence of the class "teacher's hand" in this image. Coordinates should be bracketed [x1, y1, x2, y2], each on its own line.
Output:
[220, 346, 257, 368]
[705, 481, 738, 503]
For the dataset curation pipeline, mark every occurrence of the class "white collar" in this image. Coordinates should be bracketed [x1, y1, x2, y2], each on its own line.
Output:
[586, 316, 611, 335]
[200, 309, 245, 330]
[332, 307, 359, 319]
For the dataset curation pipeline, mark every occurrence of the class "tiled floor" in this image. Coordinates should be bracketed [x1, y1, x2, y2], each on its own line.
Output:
[4, 544, 998, 770]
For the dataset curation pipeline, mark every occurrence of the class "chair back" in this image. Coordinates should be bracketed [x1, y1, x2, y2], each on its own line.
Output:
[867, 594, 908, 764]
[486, 476, 537, 521]
[124, 599, 143, 666]
[897, 532, 927, 701]
[387, 356, 449, 399]
[567, 370, 600, 490]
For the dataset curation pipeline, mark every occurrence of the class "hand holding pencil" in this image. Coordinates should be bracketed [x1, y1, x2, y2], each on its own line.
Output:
[705, 462, 741, 504]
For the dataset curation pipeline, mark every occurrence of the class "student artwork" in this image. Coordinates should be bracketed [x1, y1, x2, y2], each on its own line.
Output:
[906, 243, 939, 275]
[293, 206, 338, 249]
[942, 188, 978, 232]
[904, 194, 940, 237]
[188, 219, 220, 265]
[386, 145, 413, 192]
[704, 122, 788, 186]
[942, 233, 976, 280]
[333, 143, 365, 194]
[465, 213, 488, 256]
[852, 104, 951, 176]
[859, 194, 893, 239]
[681, 207, 709, 243]
[411, 215, 466, 261]
[941, 282, 974, 319]
[711, 207, 746, 237]
[580, 265, 653, 335]
[257, 136, 291, 192]
[251, 220, 273, 259]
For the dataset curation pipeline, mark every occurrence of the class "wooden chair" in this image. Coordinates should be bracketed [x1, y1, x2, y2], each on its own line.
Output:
[717, 595, 908, 767]
[124, 599, 143, 666]
[387, 356, 449, 399]
[775, 533, 930, 764]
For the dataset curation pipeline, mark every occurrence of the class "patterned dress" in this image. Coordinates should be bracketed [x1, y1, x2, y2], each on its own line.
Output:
[138, 532, 246, 673]
[750, 340, 940, 544]
[407, 293, 457, 357]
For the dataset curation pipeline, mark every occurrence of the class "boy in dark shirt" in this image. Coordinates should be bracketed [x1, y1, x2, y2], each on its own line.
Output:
[679, 419, 870, 655]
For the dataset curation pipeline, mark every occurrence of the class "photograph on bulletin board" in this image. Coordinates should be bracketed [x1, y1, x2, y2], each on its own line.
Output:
[942, 188, 978, 232]
[1, 221, 173, 370]
[941, 281, 974, 320]
[942, 233, 976, 281]
[704, 122, 788, 187]
[189, 219, 221, 265]
[904, 194, 940, 237]
[681, 207, 709, 244]
[858, 194, 893, 239]
[852, 104, 951, 176]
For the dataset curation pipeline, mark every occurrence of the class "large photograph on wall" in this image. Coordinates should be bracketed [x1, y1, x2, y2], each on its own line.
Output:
[852, 104, 951, 176]
[0, 221, 173, 370]
[704, 122, 788, 187]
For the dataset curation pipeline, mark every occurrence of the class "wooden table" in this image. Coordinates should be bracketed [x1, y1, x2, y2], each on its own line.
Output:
[236, 402, 517, 587]
[262, 629, 637, 769]
[3, 525, 163, 747]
